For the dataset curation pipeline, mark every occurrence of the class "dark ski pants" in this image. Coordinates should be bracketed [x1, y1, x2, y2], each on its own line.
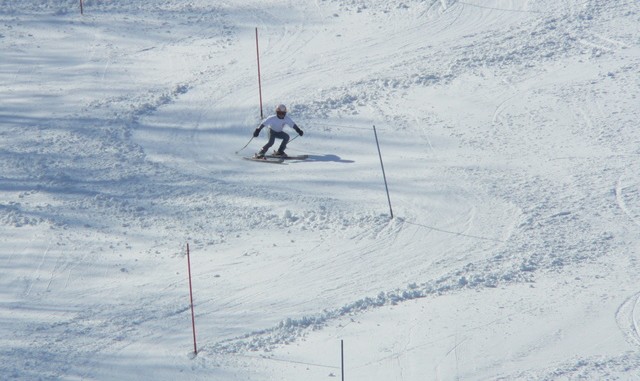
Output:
[261, 130, 289, 154]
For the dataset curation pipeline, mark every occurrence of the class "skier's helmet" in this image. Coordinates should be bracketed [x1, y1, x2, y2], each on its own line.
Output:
[276, 104, 287, 119]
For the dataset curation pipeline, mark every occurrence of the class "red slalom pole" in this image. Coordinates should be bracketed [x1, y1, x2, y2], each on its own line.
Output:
[80, 0, 84, 15]
[255, 27, 264, 119]
[187, 243, 198, 355]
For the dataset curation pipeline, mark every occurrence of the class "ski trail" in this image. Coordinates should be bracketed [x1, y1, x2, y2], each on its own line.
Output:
[615, 174, 640, 227]
[616, 291, 640, 347]
[45, 255, 62, 293]
[458, 0, 542, 13]
[25, 241, 51, 297]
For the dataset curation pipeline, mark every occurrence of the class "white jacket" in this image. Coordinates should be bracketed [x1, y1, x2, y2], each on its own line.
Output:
[259, 114, 297, 133]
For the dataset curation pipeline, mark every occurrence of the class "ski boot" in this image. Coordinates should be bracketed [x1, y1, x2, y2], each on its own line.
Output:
[272, 150, 288, 158]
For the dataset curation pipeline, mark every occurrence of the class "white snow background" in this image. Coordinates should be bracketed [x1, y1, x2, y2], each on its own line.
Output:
[2, 0, 640, 379]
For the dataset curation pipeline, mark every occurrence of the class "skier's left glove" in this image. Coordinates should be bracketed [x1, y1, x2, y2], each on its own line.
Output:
[253, 128, 261, 137]
[294, 126, 304, 136]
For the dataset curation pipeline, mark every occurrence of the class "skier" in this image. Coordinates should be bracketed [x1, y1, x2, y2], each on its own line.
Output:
[253, 104, 304, 158]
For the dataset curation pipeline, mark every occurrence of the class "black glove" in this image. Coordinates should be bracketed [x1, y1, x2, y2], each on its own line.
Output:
[294, 126, 304, 136]
[253, 128, 261, 137]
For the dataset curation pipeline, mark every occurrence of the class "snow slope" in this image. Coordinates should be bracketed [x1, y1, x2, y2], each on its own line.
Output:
[2, 0, 640, 379]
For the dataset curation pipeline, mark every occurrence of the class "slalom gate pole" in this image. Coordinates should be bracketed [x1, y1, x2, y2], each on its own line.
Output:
[341, 340, 345, 381]
[373, 125, 393, 219]
[255, 27, 264, 119]
[80, 0, 83, 15]
[186, 243, 198, 355]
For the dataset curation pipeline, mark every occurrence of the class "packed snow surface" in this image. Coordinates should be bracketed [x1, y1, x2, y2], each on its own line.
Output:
[2, 0, 640, 379]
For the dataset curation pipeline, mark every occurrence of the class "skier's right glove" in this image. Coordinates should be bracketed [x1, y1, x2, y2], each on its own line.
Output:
[253, 128, 261, 137]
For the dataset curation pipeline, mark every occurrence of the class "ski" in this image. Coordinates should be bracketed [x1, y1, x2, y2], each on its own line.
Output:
[265, 154, 309, 160]
[243, 156, 285, 164]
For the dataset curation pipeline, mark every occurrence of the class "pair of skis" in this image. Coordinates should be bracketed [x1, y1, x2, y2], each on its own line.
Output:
[239, 135, 307, 164]
[243, 153, 309, 164]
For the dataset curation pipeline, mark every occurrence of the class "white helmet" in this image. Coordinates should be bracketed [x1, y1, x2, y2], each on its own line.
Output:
[275, 104, 287, 118]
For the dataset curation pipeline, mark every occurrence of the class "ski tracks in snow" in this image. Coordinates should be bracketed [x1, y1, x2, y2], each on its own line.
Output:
[614, 173, 640, 349]
[616, 291, 640, 348]
[615, 173, 640, 228]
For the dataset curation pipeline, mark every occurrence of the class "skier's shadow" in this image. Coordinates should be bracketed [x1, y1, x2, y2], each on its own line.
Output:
[305, 154, 354, 163]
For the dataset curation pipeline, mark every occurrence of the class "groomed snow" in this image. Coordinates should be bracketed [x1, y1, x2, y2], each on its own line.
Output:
[2, 0, 640, 379]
